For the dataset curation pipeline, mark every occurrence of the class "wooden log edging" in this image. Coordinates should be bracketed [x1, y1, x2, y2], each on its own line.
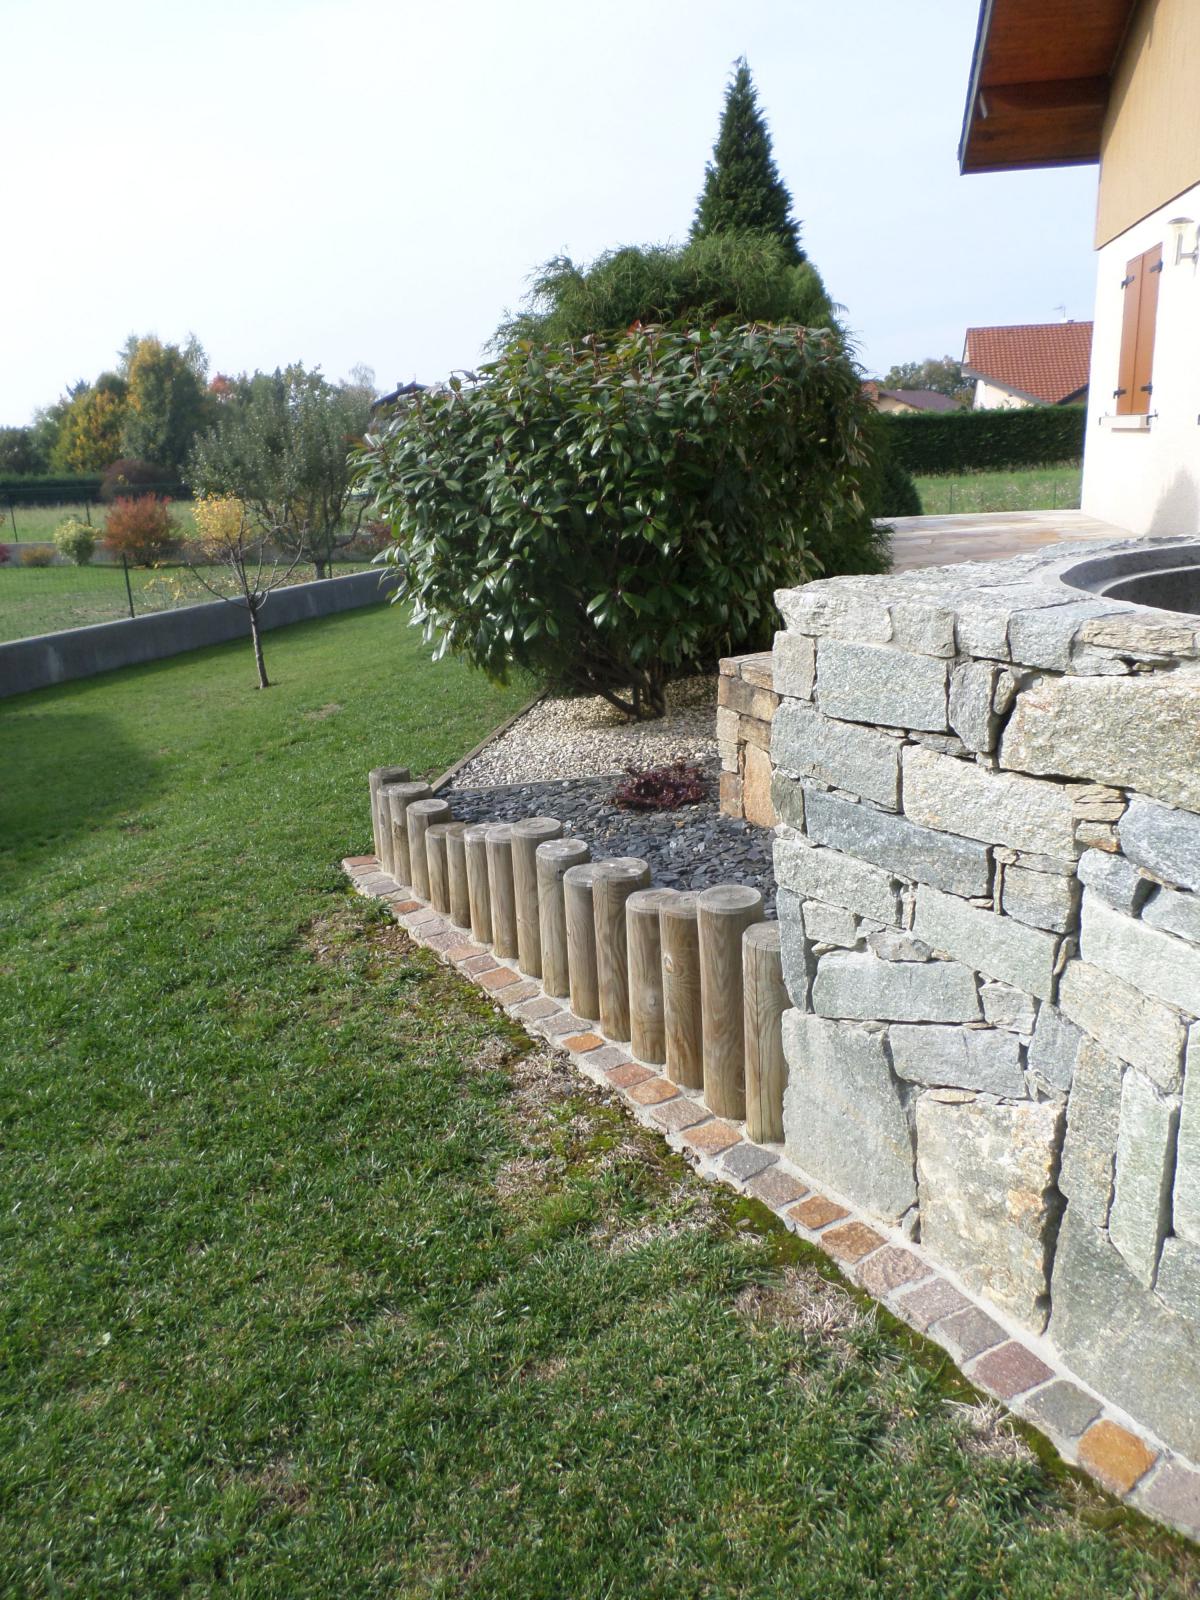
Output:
[341, 844, 1200, 1549]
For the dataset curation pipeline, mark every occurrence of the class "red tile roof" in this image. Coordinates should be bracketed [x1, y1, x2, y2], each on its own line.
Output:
[962, 321, 1093, 405]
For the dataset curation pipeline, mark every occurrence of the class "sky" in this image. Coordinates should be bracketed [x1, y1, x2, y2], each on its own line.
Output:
[3, 0, 1102, 423]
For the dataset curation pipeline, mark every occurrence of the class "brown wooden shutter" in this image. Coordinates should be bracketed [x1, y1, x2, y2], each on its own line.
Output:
[1131, 243, 1161, 414]
[1116, 254, 1141, 415]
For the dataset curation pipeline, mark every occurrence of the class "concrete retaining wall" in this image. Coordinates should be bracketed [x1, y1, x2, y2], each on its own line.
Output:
[0, 569, 392, 698]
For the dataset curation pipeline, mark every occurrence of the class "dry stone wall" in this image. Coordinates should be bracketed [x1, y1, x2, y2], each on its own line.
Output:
[717, 652, 779, 827]
[771, 538, 1200, 1458]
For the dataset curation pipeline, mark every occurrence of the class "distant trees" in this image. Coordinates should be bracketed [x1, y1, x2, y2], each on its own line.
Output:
[189, 364, 375, 578]
[52, 374, 129, 472]
[0, 427, 41, 475]
[118, 335, 211, 477]
[691, 58, 804, 265]
[881, 356, 972, 404]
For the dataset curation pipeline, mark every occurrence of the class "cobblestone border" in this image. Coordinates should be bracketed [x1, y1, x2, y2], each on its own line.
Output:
[343, 852, 1200, 1545]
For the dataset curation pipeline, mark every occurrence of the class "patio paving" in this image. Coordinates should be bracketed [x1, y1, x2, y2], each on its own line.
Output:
[887, 509, 1130, 572]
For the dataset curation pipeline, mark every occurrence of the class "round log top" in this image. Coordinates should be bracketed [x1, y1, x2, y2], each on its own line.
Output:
[462, 822, 491, 844]
[382, 780, 430, 801]
[424, 822, 452, 840]
[563, 861, 604, 888]
[592, 857, 651, 884]
[486, 822, 513, 841]
[660, 891, 699, 920]
[537, 837, 590, 867]
[443, 820, 469, 838]
[697, 884, 764, 916]
[511, 816, 563, 843]
[407, 796, 451, 818]
[626, 887, 680, 915]
[370, 765, 411, 784]
[743, 920, 781, 952]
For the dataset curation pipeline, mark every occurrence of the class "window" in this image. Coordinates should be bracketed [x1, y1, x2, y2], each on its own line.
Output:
[1115, 244, 1162, 415]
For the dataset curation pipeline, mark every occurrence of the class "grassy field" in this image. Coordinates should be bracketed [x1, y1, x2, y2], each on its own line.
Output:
[1, 609, 1196, 1597]
[912, 465, 1083, 517]
[2, 499, 200, 544]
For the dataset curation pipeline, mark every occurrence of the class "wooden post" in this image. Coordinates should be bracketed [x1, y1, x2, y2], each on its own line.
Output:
[563, 862, 602, 1022]
[406, 797, 451, 901]
[626, 888, 677, 1065]
[592, 858, 651, 1043]
[445, 822, 471, 928]
[511, 817, 563, 977]
[385, 780, 431, 886]
[697, 885, 764, 1120]
[369, 765, 410, 865]
[661, 892, 703, 1088]
[425, 824, 452, 915]
[486, 824, 518, 959]
[537, 839, 589, 997]
[743, 921, 788, 1144]
[463, 823, 493, 944]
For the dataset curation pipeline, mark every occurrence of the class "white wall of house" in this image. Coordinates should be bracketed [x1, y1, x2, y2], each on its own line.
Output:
[1082, 179, 1200, 536]
[971, 377, 1031, 410]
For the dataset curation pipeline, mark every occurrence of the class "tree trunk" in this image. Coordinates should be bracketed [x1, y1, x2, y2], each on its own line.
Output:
[248, 601, 270, 688]
[315, 559, 329, 580]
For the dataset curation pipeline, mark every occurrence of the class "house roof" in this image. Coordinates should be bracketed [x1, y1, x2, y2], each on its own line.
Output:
[959, 0, 1138, 174]
[874, 388, 961, 414]
[962, 321, 1093, 405]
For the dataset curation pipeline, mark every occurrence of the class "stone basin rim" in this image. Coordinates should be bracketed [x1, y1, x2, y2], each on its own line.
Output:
[1057, 538, 1200, 619]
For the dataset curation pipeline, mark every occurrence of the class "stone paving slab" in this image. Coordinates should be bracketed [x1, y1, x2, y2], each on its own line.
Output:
[339, 853, 1200, 1546]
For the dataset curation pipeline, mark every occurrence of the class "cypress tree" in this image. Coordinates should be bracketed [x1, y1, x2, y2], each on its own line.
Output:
[691, 59, 804, 265]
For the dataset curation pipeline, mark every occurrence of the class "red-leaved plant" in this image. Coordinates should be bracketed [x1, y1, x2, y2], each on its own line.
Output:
[103, 495, 177, 566]
[612, 761, 708, 811]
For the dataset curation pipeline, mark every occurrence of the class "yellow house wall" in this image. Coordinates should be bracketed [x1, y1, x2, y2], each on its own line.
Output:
[1096, 0, 1200, 247]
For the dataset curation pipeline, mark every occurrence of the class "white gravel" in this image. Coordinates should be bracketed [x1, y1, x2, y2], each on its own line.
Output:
[455, 676, 717, 785]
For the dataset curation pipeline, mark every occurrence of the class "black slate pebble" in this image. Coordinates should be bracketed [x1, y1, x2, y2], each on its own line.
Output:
[448, 760, 775, 914]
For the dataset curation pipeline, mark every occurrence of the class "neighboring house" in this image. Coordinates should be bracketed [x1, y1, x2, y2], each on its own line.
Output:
[961, 321, 1092, 410]
[863, 383, 961, 415]
[960, 0, 1200, 536]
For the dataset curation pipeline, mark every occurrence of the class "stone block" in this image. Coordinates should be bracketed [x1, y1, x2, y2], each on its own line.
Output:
[893, 1276, 973, 1331]
[777, 887, 815, 1009]
[681, 1119, 742, 1156]
[981, 980, 1038, 1034]
[775, 581, 893, 643]
[890, 1024, 1026, 1096]
[789, 1194, 849, 1230]
[804, 787, 992, 898]
[866, 929, 933, 962]
[772, 700, 901, 809]
[770, 772, 804, 830]
[936, 1305, 1007, 1360]
[772, 630, 815, 699]
[1077, 848, 1151, 916]
[1022, 1380, 1102, 1440]
[822, 1220, 887, 1263]
[815, 637, 948, 732]
[1108, 1071, 1180, 1286]
[1156, 1237, 1200, 1321]
[1058, 959, 1187, 1092]
[948, 660, 1001, 752]
[1174, 1024, 1200, 1241]
[1001, 864, 1079, 933]
[1077, 1419, 1159, 1496]
[774, 836, 902, 926]
[1058, 1036, 1124, 1227]
[902, 744, 1077, 859]
[741, 714, 772, 752]
[735, 651, 776, 691]
[721, 1142, 777, 1181]
[1080, 892, 1200, 1019]
[914, 885, 1060, 1000]
[1138, 1460, 1200, 1540]
[1119, 797, 1200, 893]
[801, 899, 859, 948]
[715, 705, 740, 748]
[1027, 1003, 1083, 1091]
[741, 743, 776, 828]
[745, 1167, 809, 1208]
[1050, 1206, 1200, 1460]
[915, 1094, 1064, 1327]
[856, 1246, 928, 1297]
[1141, 884, 1200, 946]
[999, 669, 1200, 813]
[812, 949, 981, 1023]
[718, 769, 744, 817]
[1008, 599, 1115, 672]
[972, 1342, 1055, 1400]
[782, 1012, 917, 1222]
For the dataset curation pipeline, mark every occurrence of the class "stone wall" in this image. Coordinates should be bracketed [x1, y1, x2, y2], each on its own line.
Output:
[770, 538, 1200, 1459]
[717, 652, 779, 827]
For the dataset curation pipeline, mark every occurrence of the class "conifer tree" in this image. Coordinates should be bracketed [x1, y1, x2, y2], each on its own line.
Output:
[691, 59, 804, 265]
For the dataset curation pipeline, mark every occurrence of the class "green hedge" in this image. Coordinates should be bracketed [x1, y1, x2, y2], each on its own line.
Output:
[0, 475, 104, 506]
[878, 405, 1085, 475]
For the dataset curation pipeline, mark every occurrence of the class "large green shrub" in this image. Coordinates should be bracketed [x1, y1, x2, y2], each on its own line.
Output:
[356, 323, 885, 719]
[880, 405, 1085, 475]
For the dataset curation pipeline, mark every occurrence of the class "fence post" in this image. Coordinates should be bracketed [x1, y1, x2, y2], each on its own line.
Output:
[386, 781, 430, 886]
[425, 824, 452, 915]
[697, 885, 764, 1119]
[446, 822, 471, 928]
[122, 554, 135, 619]
[406, 797, 451, 901]
[7, 500, 15, 539]
[563, 863, 602, 1022]
[626, 887, 677, 1065]
[463, 823, 493, 944]
[369, 765, 412, 867]
[536, 838, 590, 998]
[743, 922, 788, 1143]
[486, 825, 518, 959]
[510, 817, 563, 977]
[661, 892, 703, 1089]
[592, 858, 652, 1044]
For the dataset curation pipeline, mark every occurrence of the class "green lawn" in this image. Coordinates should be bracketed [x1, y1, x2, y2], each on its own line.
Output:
[913, 465, 1082, 517]
[1, 499, 200, 544]
[1, 609, 1195, 1598]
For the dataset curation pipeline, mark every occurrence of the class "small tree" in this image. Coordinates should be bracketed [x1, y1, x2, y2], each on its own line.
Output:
[186, 496, 302, 689]
[691, 60, 803, 265]
[53, 517, 96, 566]
[103, 495, 177, 566]
[357, 323, 884, 719]
[189, 365, 374, 579]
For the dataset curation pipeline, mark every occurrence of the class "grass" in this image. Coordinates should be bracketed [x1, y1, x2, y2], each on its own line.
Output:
[1, 499, 200, 544]
[1, 608, 1197, 1597]
[913, 464, 1083, 517]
